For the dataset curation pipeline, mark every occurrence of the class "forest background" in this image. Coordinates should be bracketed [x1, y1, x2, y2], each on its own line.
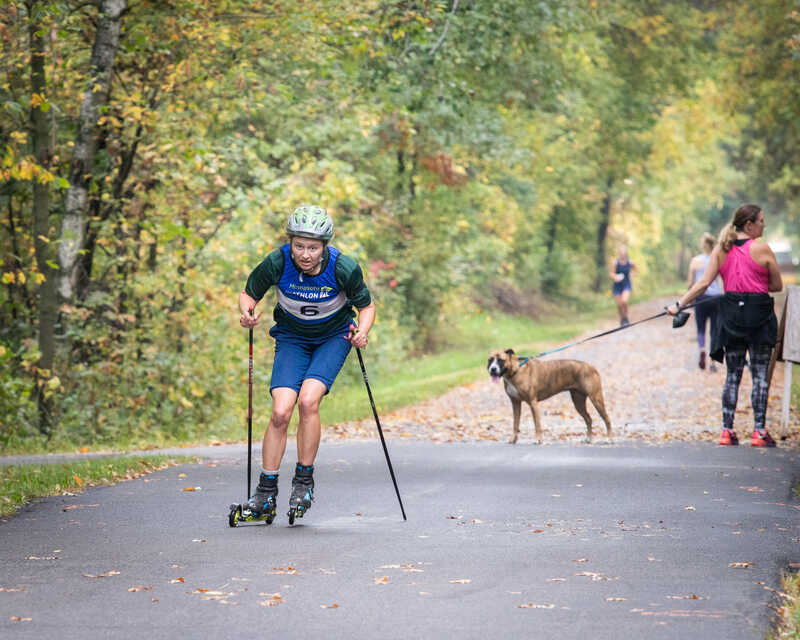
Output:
[1, 0, 798, 453]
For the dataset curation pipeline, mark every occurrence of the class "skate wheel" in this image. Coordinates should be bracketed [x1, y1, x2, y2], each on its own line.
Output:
[288, 508, 296, 525]
[228, 504, 241, 528]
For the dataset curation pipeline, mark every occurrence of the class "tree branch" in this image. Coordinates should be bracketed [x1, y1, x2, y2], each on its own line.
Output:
[429, 0, 459, 60]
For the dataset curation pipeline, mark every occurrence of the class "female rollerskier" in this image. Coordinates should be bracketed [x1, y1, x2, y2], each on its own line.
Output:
[238, 205, 375, 522]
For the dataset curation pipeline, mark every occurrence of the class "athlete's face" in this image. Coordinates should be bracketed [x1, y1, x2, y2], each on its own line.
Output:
[745, 211, 765, 238]
[290, 237, 325, 274]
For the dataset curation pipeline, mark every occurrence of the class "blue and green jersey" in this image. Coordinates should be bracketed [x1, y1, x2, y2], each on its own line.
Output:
[245, 244, 371, 337]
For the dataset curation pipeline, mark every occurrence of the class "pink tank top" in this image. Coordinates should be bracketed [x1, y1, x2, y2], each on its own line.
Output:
[718, 239, 768, 293]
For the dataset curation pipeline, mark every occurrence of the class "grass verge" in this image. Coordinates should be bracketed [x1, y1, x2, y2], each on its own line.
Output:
[0, 456, 194, 518]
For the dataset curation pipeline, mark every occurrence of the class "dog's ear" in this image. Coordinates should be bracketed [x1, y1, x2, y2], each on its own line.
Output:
[505, 348, 515, 356]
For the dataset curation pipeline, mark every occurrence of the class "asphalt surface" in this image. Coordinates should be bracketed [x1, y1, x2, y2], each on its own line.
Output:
[1, 440, 798, 639]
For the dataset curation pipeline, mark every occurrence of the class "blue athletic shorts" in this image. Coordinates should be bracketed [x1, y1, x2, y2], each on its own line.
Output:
[268, 323, 352, 394]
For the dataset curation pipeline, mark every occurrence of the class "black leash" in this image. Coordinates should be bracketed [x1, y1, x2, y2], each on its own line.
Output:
[520, 296, 719, 362]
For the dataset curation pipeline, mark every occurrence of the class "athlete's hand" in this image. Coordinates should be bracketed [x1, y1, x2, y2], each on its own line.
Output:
[347, 323, 368, 348]
[240, 309, 261, 328]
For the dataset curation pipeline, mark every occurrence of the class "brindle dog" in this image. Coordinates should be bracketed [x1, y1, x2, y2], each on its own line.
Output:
[487, 349, 613, 444]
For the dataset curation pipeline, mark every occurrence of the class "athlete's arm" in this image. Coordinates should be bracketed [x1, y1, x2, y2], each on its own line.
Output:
[239, 290, 261, 328]
[686, 256, 700, 289]
[670, 246, 723, 314]
[349, 303, 375, 348]
[240, 250, 283, 328]
[751, 242, 783, 292]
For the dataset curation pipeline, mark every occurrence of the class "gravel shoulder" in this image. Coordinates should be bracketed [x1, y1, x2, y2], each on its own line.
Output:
[329, 296, 799, 448]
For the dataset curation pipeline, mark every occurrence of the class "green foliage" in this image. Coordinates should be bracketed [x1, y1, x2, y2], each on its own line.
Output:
[0, 0, 791, 452]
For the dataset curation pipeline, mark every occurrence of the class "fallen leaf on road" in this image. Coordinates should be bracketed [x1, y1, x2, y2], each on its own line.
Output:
[191, 539, 206, 543]
[684, 506, 696, 511]
[268, 567, 297, 575]
[182, 487, 201, 492]
[739, 486, 765, 493]
[258, 592, 282, 605]
[546, 578, 566, 582]
[10, 616, 32, 622]
[127, 586, 152, 592]
[26, 556, 57, 561]
[729, 562, 755, 568]
[0, 587, 25, 592]
[320, 603, 339, 609]
[374, 576, 389, 585]
[169, 564, 183, 568]
[575, 572, 614, 581]
[83, 570, 120, 578]
[518, 603, 555, 609]
[178, 474, 187, 478]
[170, 578, 185, 584]
[62, 504, 99, 511]
[605, 597, 627, 602]
[573, 558, 589, 563]
[667, 594, 702, 600]
[449, 579, 471, 584]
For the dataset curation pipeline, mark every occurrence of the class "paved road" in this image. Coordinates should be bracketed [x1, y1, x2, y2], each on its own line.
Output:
[1, 440, 798, 639]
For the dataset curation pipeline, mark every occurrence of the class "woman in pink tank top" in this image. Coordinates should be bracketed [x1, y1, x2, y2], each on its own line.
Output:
[668, 204, 782, 447]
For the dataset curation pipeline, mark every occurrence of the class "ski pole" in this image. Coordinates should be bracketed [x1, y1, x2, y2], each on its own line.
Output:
[247, 308, 254, 500]
[355, 347, 407, 521]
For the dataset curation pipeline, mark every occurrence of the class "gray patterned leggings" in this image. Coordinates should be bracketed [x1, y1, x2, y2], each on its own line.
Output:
[722, 342, 773, 431]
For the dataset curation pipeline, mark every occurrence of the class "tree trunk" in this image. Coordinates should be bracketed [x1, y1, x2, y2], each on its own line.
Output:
[593, 176, 614, 293]
[542, 204, 560, 294]
[28, 0, 58, 434]
[58, 0, 127, 301]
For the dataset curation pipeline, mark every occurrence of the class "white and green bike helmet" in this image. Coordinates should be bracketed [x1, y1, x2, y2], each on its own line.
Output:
[286, 205, 334, 241]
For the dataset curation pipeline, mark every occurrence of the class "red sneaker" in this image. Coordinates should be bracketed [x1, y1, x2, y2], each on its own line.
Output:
[719, 429, 739, 446]
[751, 430, 776, 447]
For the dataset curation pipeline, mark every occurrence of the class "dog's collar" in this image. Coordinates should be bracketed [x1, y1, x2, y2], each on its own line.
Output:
[518, 356, 530, 366]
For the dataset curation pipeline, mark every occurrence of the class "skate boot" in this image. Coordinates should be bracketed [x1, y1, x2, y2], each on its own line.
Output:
[287, 463, 314, 525]
[246, 472, 278, 524]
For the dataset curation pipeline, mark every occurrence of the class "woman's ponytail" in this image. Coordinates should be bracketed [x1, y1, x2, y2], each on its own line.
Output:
[718, 223, 737, 253]
[719, 203, 762, 252]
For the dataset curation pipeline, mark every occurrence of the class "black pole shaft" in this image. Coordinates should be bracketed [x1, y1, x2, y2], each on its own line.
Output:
[247, 325, 253, 500]
[356, 347, 407, 521]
